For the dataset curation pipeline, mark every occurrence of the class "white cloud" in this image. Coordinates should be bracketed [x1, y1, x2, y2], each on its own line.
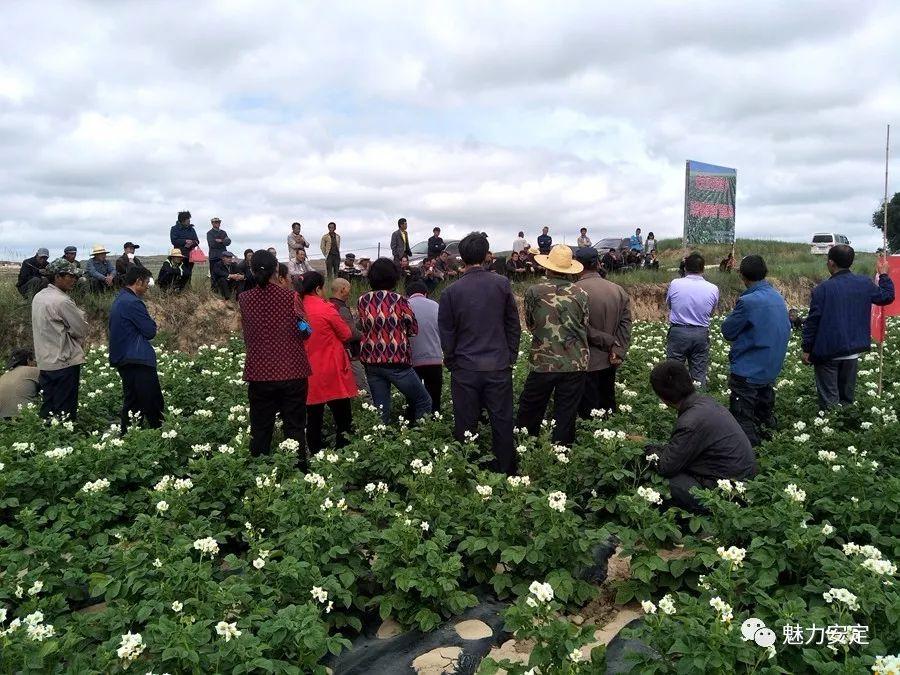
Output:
[1, 0, 898, 261]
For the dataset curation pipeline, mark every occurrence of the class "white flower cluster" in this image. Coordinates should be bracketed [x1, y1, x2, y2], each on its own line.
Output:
[172, 600, 183, 612]
[716, 479, 746, 495]
[784, 484, 806, 503]
[44, 446, 74, 460]
[843, 543, 897, 576]
[161, 429, 178, 439]
[793, 433, 811, 443]
[303, 472, 326, 489]
[117, 631, 146, 664]
[156, 500, 170, 513]
[817, 450, 837, 462]
[365, 481, 389, 496]
[717, 546, 746, 568]
[637, 486, 663, 505]
[823, 587, 859, 611]
[526, 580, 554, 607]
[410, 458, 433, 475]
[192, 537, 219, 557]
[191, 443, 212, 456]
[12, 441, 34, 453]
[252, 549, 271, 569]
[873, 655, 900, 674]
[709, 596, 734, 623]
[516, 444, 528, 455]
[658, 594, 676, 615]
[310, 586, 334, 613]
[552, 444, 570, 464]
[547, 491, 567, 512]
[861, 559, 897, 576]
[154, 475, 193, 492]
[643, 595, 676, 615]
[821, 523, 835, 536]
[194, 409, 213, 418]
[255, 468, 279, 489]
[81, 478, 111, 493]
[215, 620, 241, 641]
[507, 475, 531, 488]
[475, 484, 493, 500]
[320, 497, 348, 513]
[593, 428, 626, 441]
[2, 610, 56, 642]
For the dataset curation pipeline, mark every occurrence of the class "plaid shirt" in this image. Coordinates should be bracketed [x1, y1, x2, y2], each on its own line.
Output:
[357, 290, 418, 365]
[239, 283, 311, 381]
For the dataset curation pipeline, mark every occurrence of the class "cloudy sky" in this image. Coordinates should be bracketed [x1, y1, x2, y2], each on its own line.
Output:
[1, 0, 898, 261]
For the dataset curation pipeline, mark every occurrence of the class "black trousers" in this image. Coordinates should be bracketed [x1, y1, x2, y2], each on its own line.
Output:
[578, 366, 618, 418]
[728, 374, 775, 447]
[517, 371, 586, 446]
[39, 365, 81, 420]
[407, 364, 443, 419]
[118, 364, 165, 432]
[181, 261, 194, 289]
[667, 473, 718, 515]
[450, 368, 516, 475]
[248, 378, 308, 460]
[306, 397, 353, 454]
[326, 254, 341, 278]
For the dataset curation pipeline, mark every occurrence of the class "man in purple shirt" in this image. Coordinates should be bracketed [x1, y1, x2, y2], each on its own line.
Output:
[665, 252, 719, 386]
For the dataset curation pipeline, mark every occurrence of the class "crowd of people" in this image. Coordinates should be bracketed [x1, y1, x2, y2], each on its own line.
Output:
[3, 216, 896, 515]
[15, 218, 669, 303]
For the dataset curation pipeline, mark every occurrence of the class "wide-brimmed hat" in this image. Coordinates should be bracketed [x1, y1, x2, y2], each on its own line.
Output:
[534, 244, 583, 275]
[167, 248, 185, 258]
[90, 244, 109, 256]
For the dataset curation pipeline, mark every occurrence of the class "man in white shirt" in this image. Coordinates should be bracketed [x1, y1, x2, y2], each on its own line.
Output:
[512, 231, 529, 253]
[31, 260, 89, 419]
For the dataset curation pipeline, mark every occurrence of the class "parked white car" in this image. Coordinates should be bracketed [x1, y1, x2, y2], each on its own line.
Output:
[810, 233, 850, 255]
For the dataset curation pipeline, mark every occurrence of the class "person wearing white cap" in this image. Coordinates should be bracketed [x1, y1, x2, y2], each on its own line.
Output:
[157, 248, 187, 292]
[85, 245, 115, 292]
[516, 244, 590, 447]
[16, 247, 50, 298]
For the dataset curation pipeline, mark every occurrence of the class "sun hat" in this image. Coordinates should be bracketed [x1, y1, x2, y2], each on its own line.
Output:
[46, 259, 83, 277]
[90, 244, 109, 256]
[167, 248, 185, 258]
[534, 244, 583, 275]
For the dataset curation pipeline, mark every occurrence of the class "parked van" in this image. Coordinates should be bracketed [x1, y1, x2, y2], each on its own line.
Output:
[810, 233, 850, 255]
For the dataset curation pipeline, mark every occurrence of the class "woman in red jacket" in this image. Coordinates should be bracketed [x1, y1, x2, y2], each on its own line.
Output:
[298, 272, 357, 452]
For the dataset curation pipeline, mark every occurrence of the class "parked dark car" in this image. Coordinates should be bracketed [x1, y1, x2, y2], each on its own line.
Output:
[408, 239, 461, 268]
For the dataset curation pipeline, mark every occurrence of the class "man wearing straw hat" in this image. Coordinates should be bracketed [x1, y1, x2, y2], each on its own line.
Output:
[85, 244, 115, 293]
[157, 248, 187, 292]
[517, 244, 590, 446]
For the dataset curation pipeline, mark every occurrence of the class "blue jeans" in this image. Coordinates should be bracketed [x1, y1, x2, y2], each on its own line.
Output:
[364, 364, 432, 424]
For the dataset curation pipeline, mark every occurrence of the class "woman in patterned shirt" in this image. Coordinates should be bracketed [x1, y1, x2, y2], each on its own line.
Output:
[356, 258, 432, 424]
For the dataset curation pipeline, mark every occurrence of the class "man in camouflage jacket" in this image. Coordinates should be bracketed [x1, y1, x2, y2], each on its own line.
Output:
[516, 245, 589, 446]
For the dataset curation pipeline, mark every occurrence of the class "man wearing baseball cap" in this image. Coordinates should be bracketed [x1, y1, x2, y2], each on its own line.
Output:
[207, 217, 231, 263]
[31, 260, 88, 420]
[517, 244, 590, 446]
[211, 251, 243, 298]
[115, 242, 147, 283]
[16, 247, 50, 298]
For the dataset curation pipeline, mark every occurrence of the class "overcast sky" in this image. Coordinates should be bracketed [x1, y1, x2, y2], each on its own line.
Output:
[1, 0, 898, 260]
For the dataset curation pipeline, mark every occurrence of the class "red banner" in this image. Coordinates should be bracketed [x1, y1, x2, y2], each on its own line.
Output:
[870, 256, 900, 343]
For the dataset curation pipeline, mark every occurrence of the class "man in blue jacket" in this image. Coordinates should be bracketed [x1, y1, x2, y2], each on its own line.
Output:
[109, 266, 164, 431]
[170, 210, 199, 288]
[721, 255, 790, 446]
[802, 246, 894, 408]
